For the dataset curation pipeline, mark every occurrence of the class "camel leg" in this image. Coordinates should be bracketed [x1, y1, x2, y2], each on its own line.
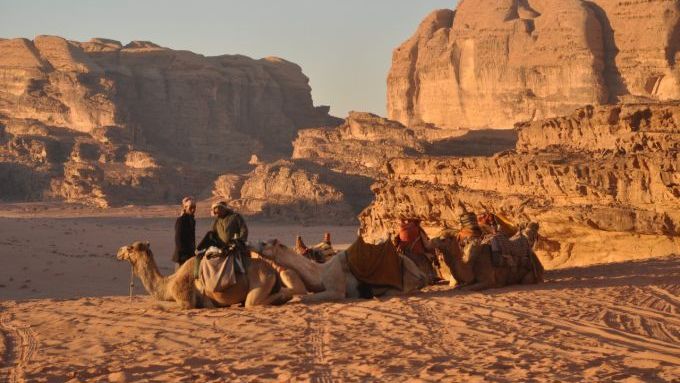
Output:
[280, 269, 308, 295]
[458, 281, 492, 291]
[300, 289, 346, 303]
[263, 289, 294, 306]
[245, 276, 294, 307]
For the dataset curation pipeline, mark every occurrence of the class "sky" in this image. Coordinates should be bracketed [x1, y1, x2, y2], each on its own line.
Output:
[0, 0, 457, 118]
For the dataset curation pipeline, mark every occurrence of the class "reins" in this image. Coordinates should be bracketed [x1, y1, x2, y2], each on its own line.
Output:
[129, 264, 135, 303]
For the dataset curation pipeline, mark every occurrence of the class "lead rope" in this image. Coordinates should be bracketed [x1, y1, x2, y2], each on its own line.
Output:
[129, 264, 135, 303]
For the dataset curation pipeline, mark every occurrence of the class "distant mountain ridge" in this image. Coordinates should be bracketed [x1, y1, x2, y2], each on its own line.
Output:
[0, 35, 339, 206]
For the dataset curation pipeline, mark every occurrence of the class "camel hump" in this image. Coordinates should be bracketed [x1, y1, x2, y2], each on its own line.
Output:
[346, 236, 403, 290]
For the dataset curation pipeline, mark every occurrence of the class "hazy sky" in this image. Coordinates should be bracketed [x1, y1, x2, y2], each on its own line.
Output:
[0, 0, 457, 117]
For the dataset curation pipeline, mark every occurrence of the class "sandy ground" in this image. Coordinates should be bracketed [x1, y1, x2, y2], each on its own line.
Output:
[0, 204, 679, 382]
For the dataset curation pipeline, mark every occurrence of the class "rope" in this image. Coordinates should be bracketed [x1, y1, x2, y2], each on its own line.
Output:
[129, 264, 134, 303]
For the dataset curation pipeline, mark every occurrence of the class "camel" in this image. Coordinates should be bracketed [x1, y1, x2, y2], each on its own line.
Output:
[295, 232, 337, 263]
[429, 223, 543, 291]
[252, 237, 427, 303]
[116, 241, 293, 308]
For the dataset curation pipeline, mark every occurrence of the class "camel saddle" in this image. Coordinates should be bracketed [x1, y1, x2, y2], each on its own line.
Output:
[346, 236, 403, 290]
[198, 246, 244, 294]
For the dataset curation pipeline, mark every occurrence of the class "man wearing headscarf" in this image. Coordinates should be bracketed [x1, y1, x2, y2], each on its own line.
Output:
[197, 201, 248, 250]
[172, 196, 196, 269]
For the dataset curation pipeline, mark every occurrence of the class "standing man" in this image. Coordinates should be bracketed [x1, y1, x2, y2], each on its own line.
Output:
[172, 196, 196, 269]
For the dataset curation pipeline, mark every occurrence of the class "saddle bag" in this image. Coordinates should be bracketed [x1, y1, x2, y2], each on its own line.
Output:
[199, 246, 243, 294]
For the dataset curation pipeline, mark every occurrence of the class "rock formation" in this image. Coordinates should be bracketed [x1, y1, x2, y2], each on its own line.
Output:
[0, 36, 338, 205]
[211, 160, 372, 224]
[360, 103, 680, 267]
[210, 111, 514, 223]
[291, 111, 517, 178]
[292, 111, 426, 178]
[388, 0, 680, 129]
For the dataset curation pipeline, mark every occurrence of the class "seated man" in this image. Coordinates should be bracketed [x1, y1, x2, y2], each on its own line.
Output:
[197, 201, 249, 261]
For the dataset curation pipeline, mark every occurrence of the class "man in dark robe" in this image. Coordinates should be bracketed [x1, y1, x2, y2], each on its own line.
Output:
[172, 197, 196, 269]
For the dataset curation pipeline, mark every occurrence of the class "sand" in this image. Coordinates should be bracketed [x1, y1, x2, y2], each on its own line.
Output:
[0, 204, 679, 382]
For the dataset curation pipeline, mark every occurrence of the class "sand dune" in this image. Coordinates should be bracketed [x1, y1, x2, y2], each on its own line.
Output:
[0, 210, 679, 382]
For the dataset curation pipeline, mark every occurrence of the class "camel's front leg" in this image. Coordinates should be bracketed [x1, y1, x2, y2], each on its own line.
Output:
[245, 273, 276, 307]
[280, 269, 308, 295]
[300, 289, 346, 303]
[458, 281, 491, 291]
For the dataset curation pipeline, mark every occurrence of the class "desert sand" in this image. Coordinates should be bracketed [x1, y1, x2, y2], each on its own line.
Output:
[0, 204, 678, 382]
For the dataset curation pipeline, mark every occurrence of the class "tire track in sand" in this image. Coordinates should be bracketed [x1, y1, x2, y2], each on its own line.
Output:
[309, 306, 334, 383]
[0, 313, 37, 383]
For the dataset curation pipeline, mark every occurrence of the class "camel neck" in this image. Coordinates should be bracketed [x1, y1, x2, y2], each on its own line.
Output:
[447, 246, 475, 285]
[133, 254, 171, 301]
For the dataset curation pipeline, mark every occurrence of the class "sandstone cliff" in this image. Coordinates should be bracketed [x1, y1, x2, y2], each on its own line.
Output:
[360, 103, 680, 267]
[388, 0, 680, 129]
[0, 36, 338, 206]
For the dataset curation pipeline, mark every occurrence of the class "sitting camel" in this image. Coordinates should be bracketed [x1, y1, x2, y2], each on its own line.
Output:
[116, 241, 293, 308]
[295, 232, 337, 263]
[429, 223, 543, 291]
[252, 236, 427, 303]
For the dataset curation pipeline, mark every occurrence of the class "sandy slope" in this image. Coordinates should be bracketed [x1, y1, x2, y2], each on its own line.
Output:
[0, 207, 679, 382]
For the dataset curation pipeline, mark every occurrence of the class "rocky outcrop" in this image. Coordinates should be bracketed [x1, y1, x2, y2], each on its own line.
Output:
[211, 160, 372, 224]
[0, 36, 338, 206]
[360, 103, 680, 267]
[388, 0, 680, 129]
[291, 111, 517, 178]
[292, 111, 426, 178]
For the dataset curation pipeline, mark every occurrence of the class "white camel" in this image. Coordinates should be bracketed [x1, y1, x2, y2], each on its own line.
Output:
[252, 237, 427, 303]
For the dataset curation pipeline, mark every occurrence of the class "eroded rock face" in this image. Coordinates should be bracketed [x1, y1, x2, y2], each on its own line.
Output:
[0, 36, 338, 206]
[211, 160, 371, 224]
[388, 0, 680, 129]
[292, 111, 518, 179]
[360, 103, 680, 267]
[292, 111, 425, 178]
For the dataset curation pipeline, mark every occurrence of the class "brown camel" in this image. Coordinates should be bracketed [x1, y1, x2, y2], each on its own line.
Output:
[430, 223, 543, 291]
[116, 241, 293, 308]
[252, 237, 427, 303]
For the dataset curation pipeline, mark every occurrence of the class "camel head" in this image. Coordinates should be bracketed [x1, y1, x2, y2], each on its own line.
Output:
[117, 241, 153, 265]
[518, 222, 540, 248]
[429, 229, 460, 258]
[252, 239, 293, 262]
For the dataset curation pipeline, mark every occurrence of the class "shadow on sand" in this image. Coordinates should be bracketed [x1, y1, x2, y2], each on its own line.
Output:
[404, 255, 680, 300]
